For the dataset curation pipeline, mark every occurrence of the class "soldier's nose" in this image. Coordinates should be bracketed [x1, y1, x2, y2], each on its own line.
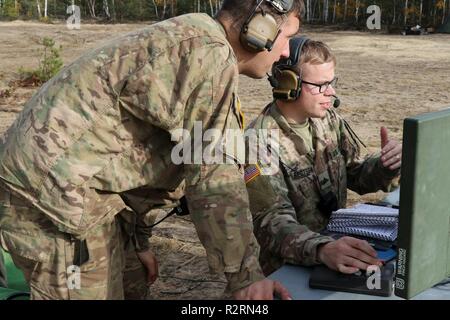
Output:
[280, 44, 290, 59]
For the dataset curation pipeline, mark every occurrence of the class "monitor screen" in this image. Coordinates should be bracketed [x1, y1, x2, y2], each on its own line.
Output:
[395, 107, 450, 299]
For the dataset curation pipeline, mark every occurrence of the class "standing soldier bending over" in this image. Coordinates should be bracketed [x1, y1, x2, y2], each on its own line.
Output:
[0, 0, 304, 300]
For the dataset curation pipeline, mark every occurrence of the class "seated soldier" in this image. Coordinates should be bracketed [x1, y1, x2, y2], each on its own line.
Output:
[245, 37, 401, 276]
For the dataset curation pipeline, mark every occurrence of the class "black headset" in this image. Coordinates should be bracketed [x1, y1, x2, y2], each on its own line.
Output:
[268, 36, 341, 107]
[240, 0, 294, 52]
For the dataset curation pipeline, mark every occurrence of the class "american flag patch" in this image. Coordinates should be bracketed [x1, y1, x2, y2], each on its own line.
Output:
[244, 164, 261, 184]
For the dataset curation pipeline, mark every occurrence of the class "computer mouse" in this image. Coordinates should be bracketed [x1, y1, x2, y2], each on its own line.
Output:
[376, 248, 397, 262]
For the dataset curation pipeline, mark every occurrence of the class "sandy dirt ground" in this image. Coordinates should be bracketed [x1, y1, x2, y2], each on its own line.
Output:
[0, 20, 449, 299]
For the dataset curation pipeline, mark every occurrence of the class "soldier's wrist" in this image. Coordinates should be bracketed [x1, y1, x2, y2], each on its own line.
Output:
[134, 232, 152, 253]
[317, 243, 326, 263]
[313, 237, 335, 265]
[377, 157, 400, 178]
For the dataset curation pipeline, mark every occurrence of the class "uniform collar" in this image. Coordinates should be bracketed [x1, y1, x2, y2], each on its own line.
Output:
[269, 101, 313, 156]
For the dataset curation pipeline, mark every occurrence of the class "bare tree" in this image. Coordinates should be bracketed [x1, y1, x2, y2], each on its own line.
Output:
[44, 0, 47, 17]
[36, 0, 41, 18]
[312, 0, 317, 20]
[419, 0, 423, 24]
[323, 0, 329, 22]
[444, 0, 448, 24]
[111, 0, 116, 20]
[151, 0, 159, 20]
[333, 0, 337, 23]
[87, 0, 96, 18]
[306, 0, 311, 22]
[171, 0, 176, 17]
[392, 0, 397, 24]
[433, 0, 437, 25]
[404, 0, 408, 25]
[209, 0, 214, 15]
[344, 0, 348, 20]
[103, 0, 110, 19]
[355, 0, 360, 23]
[162, 0, 167, 19]
[215, 0, 220, 15]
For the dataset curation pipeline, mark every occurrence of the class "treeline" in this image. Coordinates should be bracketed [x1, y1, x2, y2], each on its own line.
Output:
[307, 0, 450, 27]
[0, 0, 224, 21]
[0, 0, 449, 27]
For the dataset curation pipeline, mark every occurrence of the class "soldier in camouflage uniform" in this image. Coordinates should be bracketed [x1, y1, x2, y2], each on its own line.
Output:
[0, 0, 304, 300]
[245, 38, 402, 276]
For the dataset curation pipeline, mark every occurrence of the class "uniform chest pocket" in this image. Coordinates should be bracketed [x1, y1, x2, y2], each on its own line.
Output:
[287, 169, 319, 216]
[286, 165, 316, 200]
[326, 146, 346, 193]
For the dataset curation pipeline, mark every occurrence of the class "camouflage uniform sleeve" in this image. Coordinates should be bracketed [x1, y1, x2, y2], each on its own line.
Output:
[186, 164, 265, 293]
[338, 116, 400, 195]
[183, 66, 265, 294]
[118, 43, 264, 292]
[246, 164, 333, 269]
[120, 188, 184, 253]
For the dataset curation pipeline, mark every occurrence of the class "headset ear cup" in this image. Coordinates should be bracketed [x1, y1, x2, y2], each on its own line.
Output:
[270, 35, 309, 100]
[240, 13, 279, 52]
[272, 69, 301, 101]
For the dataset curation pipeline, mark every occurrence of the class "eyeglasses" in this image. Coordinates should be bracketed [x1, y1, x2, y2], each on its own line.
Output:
[302, 77, 339, 95]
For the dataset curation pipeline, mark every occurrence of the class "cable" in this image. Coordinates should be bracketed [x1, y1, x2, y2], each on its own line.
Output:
[149, 196, 190, 228]
[342, 118, 367, 149]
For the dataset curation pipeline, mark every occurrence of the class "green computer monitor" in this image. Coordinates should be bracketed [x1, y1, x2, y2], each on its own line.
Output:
[395, 107, 450, 299]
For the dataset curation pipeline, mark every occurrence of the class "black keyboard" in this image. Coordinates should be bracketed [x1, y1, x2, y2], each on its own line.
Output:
[309, 262, 395, 297]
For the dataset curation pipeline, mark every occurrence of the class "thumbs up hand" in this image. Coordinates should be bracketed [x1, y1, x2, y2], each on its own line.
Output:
[380, 126, 402, 171]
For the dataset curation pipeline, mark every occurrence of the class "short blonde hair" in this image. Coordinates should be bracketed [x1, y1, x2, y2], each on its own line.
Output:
[294, 40, 336, 74]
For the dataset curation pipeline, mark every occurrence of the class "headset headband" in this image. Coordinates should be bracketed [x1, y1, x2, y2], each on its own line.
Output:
[266, 0, 293, 13]
[240, 0, 295, 52]
[243, 0, 291, 28]
[274, 36, 309, 72]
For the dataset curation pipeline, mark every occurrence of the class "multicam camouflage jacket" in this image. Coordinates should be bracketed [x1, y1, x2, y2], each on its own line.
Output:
[0, 13, 263, 292]
[245, 102, 400, 275]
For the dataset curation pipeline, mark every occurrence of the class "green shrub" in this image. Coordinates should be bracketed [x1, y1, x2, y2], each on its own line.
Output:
[18, 37, 63, 85]
[39, 16, 52, 24]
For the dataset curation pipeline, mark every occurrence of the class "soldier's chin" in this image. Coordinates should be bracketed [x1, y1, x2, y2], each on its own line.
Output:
[318, 110, 328, 119]
[243, 68, 266, 79]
